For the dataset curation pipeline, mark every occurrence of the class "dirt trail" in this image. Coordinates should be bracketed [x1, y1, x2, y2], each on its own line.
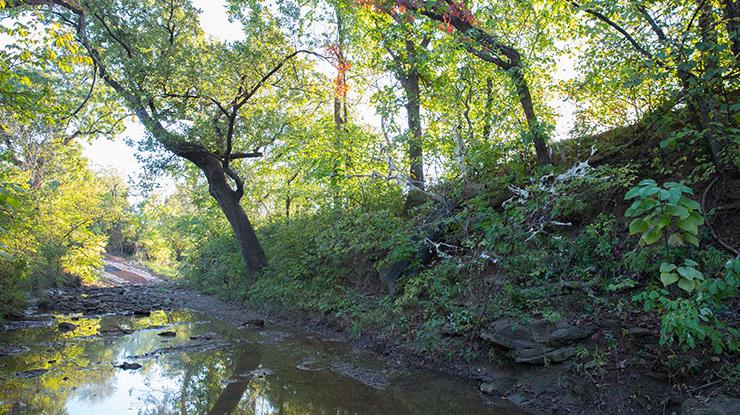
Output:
[96, 255, 163, 286]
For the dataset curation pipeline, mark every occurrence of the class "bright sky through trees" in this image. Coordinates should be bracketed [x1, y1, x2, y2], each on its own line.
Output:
[81, 0, 244, 196]
[81, 0, 577, 196]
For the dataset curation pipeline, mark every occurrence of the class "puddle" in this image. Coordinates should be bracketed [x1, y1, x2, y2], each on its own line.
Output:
[0, 310, 519, 414]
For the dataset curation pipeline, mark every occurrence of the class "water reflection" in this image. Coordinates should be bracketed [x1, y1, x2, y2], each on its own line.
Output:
[0, 311, 517, 414]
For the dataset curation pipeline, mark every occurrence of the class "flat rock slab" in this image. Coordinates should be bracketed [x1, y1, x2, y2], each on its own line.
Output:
[481, 318, 595, 364]
[682, 395, 740, 415]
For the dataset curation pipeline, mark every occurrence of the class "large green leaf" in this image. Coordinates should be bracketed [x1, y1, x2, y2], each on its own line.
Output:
[660, 262, 677, 273]
[637, 179, 657, 187]
[677, 278, 696, 293]
[641, 229, 663, 245]
[684, 233, 700, 247]
[664, 205, 689, 219]
[624, 186, 643, 200]
[683, 259, 699, 267]
[628, 218, 648, 234]
[677, 266, 703, 280]
[660, 271, 679, 286]
[677, 217, 699, 235]
[678, 197, 701, 211]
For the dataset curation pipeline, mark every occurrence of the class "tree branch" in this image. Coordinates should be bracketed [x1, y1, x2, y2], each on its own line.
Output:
[570, 1, 658, 64]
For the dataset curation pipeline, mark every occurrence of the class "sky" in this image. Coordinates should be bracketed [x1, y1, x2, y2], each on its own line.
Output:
[81, 1, 578, 198]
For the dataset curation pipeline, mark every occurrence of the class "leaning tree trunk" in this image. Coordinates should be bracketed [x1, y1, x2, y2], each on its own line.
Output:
[19, 0, 271, 279]
[189, 151, 267, 279]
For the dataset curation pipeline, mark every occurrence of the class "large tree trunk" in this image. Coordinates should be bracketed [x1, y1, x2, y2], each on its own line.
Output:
[403, 46, 424, 190]
[20, 0, 271, 279]
[510, 67, 550, 166]
[395, 0, 551, 167]
[687, 2, 725, 169]
[332, 5, 348, 208]
[723, 0, 740, 58]
[400, 41, 425, 210]
[188, 151, 267, 279]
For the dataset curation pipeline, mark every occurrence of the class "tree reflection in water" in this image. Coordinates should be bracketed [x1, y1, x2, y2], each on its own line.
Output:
[1, 310, 514, 415]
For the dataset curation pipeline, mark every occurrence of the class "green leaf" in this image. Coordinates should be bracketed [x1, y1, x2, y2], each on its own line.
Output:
[678, 197, 700, 211]
[624, 187, 643, 200]
[664, 182, 692, 194]
[677, 217, 699, 235]
[683, 259, 699, 267]
[726, 259, 740, 274]
[677, 266, 703, 280]
[660, 272, 679, 286]
[668, 233, 684, 246]
[660, 263, 677, 273]
[637, 179, 657, 187]
[665, 205, 689, 219]
[677, 278, 695, 293]
[684, 233, 700, 247]
[642, 187, 660, 198]
[628, 218, 649, 234]
[641, 229, 662, 245]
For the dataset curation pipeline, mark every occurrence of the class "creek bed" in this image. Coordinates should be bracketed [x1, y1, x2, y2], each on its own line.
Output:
[0, 309, 520, 414]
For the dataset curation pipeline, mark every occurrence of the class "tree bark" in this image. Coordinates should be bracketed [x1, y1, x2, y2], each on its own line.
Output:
[402, 41, 424, 194]
[510, 67, 550, 166]
[482, 78, 494, 140]
[722, 0, 740, 58]
[188, 151, 267, 278]
[16, 0, 273, 279]
[393, 0, 550, 166]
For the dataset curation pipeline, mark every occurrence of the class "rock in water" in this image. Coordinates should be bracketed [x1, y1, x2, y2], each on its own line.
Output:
[479, 377, 515, 396]
[115, 362, 142, 370]
[157, 331, 176, 337]
[58, 322, 77, 333]
[480, 318, 595, 364]
[242, 319, 266, 328]
[16, 369, 48, 378]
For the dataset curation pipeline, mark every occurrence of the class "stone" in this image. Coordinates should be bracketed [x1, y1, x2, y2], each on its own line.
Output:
[157, 331, 177, 337]
[16, 369, 48, 378]
[115, 362, 142, 370]
[242, 319, 266, 328]
[480, 318, 595, 365]
[479, 377, 514, 396]
[624, 327, 655, 337]
[58, 322, 77, 333]
[681, 394, 740, 415]
[189, 332, 217, 340]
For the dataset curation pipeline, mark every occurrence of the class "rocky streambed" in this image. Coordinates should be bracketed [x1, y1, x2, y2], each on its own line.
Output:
[0, 283, 520, 414]
[1, 257, 737, 414]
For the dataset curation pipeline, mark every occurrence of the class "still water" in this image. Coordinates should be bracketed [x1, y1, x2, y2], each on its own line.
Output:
[0, 310, 519, 414]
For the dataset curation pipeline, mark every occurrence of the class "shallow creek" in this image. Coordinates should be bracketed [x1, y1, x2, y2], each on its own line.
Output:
[0, 309, 521, 414]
